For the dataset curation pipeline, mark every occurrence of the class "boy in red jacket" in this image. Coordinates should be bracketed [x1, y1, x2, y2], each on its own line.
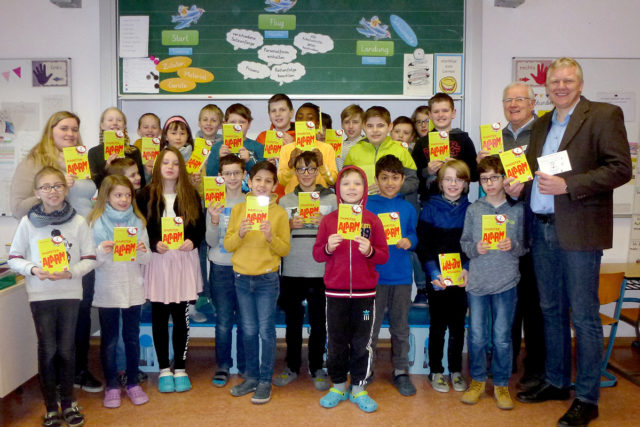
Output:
[313, 165, 389, 413]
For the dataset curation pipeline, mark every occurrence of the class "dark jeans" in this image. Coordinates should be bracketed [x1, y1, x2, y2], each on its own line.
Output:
[151, 301, 189, 370]
[30, 299, 80, 412]
[427, 285, 467, 374]
[279, 276, 326, 374]
[74, 270, 94, 374]
[326, 296, 375, 387]
[371, 284, 412, 372]
[531, 217, 603, 404]
[210, 263, 245, 373]
[99, 306, 141, 389]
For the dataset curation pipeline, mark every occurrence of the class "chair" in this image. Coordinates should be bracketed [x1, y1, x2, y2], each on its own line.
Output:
[599, 272, 626, 387]
[619, 288, 640, 349]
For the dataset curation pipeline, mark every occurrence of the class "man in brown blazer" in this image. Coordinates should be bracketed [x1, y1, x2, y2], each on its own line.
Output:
[505, 57, 632, 427]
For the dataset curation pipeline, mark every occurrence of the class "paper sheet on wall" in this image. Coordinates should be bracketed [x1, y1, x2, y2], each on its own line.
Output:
[596, 92, 636, 123]
[403, 51, 433, 97]
[122, 58, 159, 94]
[41, 95, 71, 125]
[119, 16, 149, 58]
[0, 102, 39, 132]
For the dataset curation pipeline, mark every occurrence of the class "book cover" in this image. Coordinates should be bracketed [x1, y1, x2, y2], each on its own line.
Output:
[103, 130, 126, 160]
[263, 130, 284, 159]
[378, 212, 401, 245]
[482, 214, 507, 250]
[480, 122, 504, 155]
[113, 227, 138, 262]
[161, 217, 184, 249]
[203, 176, 226, 207]
[295, 120, 316, 151]
[337, 203, 362, 240]
[245, 195, 269, 231]
[185, 146, 211, 174]
[325, 129, 344, 157]
[141, 137, 161, 164]
[298, 192, 320, 224]
[63, 146, 91, 180]
[499, 146, 533, 183]
[438, 252, 464, 286]
[428, 130, 450, 161]
[223, 123, 243, 153]
[38, 236, 69, 273]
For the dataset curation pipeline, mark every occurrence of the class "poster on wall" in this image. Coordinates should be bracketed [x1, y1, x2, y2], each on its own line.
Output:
[433, 53, 463, 98]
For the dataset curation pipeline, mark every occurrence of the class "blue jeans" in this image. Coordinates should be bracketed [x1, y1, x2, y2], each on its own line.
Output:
[99, 306, 141, 389]
[235, 271, 279, 383]
[210, 263, 245, 373]
[531, 217, 603, 404]
[467, 287, 517, 386]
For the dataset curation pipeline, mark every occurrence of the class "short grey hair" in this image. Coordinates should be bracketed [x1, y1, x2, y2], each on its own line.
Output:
[502, 82, 534, 101]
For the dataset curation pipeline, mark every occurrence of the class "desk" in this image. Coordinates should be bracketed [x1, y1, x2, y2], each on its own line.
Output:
[600, 263, 640, 386]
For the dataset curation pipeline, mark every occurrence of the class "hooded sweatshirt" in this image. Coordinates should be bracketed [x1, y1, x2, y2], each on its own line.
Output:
[312, 166, 389, 298]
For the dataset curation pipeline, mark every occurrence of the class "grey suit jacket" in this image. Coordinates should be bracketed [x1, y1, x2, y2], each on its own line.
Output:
[525, 96, 632, 251]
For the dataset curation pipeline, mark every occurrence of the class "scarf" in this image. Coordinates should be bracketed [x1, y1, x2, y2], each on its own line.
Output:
[27, 200, 76, 228]
[92, 203, 143, 246]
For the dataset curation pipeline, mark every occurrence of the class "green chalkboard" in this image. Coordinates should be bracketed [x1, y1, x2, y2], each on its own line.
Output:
[118, 0, 463, 96]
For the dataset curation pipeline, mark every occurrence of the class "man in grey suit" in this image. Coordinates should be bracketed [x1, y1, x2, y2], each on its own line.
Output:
[506, 58, 632, 427]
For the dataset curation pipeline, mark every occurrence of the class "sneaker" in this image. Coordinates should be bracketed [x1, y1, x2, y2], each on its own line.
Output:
[495, 385, 514, 410]
[103, 388, 121, 409]
[393, 373, 417, 396]
[461, 380, 486, 405]
[312, 369, 331, 391]
[174, 374, 192, 392]
[273, 368, 298, 387]
[230, 379, 258, 397]
[251, 382, 272, 404]
[74, 370, 104, 393]
[62, 403, 85, 427]
[429, 373, 449, 393]
[413, 291, 429, 307]
[117, 372, 127, 388]
[158, 373, 175, 393]
[189, 303, 207, 323]
[42, 411, 63, 427]
[126, 385, 149, 405]
[451, 372, 467, 392]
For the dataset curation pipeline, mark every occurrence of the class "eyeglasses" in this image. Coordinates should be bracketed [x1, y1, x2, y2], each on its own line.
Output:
[37, 184, 66, 193]
[295, 167, 317, 175]
[502, 97, 532, 104]
[415, 119, 428, 126]
[479, 175, 504, 184]
[441, 177, 465, 185]
[221, 171, 242, 177]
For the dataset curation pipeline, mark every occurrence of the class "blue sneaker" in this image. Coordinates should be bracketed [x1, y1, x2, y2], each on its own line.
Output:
[158, 374, 175, 393]
[174, 374, 192, 392]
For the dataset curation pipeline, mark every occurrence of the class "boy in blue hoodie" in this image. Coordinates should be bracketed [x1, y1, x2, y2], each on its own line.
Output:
[366, 155, 418, 396]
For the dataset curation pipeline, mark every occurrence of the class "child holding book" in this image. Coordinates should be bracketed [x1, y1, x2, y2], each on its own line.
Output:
[224, 161, 290, 404]
[391, 116, 417, 151]
[8, 166, 96, 427]
[133, 112, 161, 179]
[196, 104, 224, 143]
[275, 151, 337, 390]
[312, 165, 389, 413]
[416, 159, 471, 394]
[205, 154, 248, 386]
[366, 155, 418, 396]
[87, 175, 151, 408]
[337, 104, 365, 170]
[460, 156, 525, 410]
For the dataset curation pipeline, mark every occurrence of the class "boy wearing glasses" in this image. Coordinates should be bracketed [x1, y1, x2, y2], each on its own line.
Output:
[275, 151, 337, 390]
[459, 156, 526, 410]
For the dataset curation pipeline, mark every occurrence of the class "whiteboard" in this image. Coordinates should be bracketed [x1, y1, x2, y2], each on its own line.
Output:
[0, 58, 72, 216]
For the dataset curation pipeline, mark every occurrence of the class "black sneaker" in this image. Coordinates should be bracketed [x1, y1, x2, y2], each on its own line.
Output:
[412, 291, 428, 307]
[558, 399, 598, 426]
[251, 382, 272, 404]
[230, 379, 258, 397]
[62, 404, 85, 427]
[74, 370, 104, 393]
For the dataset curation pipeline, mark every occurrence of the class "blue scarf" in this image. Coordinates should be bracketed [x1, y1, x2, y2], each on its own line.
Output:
[92, 203, 143, 246]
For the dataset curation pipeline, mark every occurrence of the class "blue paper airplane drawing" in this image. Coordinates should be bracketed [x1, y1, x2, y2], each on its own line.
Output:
[264, 0, 297, 13]
[356, 16, 391, 40]
[171, 5, 205, 30]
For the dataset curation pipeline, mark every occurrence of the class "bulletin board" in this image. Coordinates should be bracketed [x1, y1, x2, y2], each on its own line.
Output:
[117, 0, 464, 97]
[0, 58, 72, 216]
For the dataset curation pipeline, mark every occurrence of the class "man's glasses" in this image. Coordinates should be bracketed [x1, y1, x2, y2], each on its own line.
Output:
[502, 97, 531, 104]
[479, 175, 504, 184]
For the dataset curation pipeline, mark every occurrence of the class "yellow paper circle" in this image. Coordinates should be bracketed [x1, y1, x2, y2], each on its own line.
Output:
[177, 67, 214, 83]
[159, 78, 197, 93]
[155, 56, 193, 73]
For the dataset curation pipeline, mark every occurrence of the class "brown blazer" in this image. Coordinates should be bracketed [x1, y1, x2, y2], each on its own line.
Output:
[525, 96, 632, 251]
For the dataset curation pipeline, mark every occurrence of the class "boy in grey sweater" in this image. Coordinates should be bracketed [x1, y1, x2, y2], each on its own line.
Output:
[459, 156, 526, 410]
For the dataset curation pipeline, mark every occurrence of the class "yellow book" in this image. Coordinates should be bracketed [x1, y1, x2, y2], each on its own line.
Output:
[263, 130, 284, 159]
[438, 253, 464, 286]
[193, 137, 213, 154]
[141, 137, 161, 164]
[378, 212, 401, 245]
[499, 147, 533, 184]
[223, 124, 243, 154]
[428, 131, 450, 161]
[482, 214, 507, 250]
[295, 120, 317, 151]
[161, 217, 184, 249]
[298, 192, 320, 224]
[63, 146, 91, 180]
[337, 203, 362, 240]
[113, 227, 138, 262]
[203, 176, 226, 207]
[245, 195, 269, 231]
[325, 129, 344, 157]
[480, 122, 504, 155]
[38, 236, 69, 273]
[185, 146, 211, 174]
[103, 130, 126, 160]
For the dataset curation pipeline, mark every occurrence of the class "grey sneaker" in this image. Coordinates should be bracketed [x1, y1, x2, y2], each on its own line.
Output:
[312, 369, 331, 391]
[451, 372, 467, 392]
[230, 379, 258, 397]
[273, 367, 298, 387]
[430, 373, 450, 393]
[251, 382, 272, 404]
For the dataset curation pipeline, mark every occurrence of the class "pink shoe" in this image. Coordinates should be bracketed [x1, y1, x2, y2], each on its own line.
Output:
[103, 387, 121, 408]
[126, 385, 149, 405]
